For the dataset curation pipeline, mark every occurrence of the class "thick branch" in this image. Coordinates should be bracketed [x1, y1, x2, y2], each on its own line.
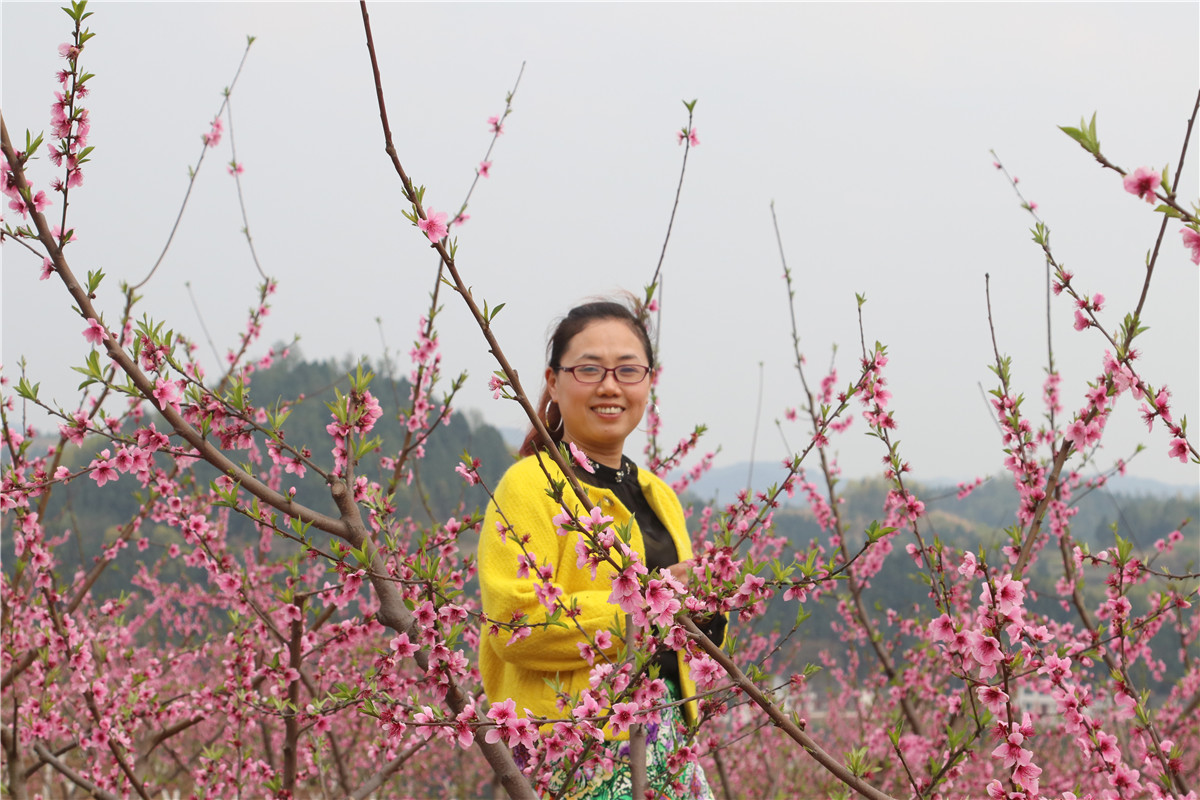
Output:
[2, 726, 28, 800]
[350, 738, 431, 800]
[31, 742, 119, 800]
[0, 115, 348, 542]
[681, 618, 898, 800]
[328, 471, 534, 798]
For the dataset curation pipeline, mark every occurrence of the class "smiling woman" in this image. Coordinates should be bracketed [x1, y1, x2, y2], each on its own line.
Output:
[546, 318, 653, 468]
[478, 298, 724, 799]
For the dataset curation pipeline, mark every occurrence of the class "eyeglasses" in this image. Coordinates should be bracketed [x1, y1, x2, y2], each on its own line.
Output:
[557, 364, 651, 384]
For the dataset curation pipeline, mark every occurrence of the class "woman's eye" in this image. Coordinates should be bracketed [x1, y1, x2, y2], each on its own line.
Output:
[615, 366, 646, 381]
[575, 366, 604, 379]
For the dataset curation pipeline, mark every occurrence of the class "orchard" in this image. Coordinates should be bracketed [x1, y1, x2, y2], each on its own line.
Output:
[2, 3, 1197, 799]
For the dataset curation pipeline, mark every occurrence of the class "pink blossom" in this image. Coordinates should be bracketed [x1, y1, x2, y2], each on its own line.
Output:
[1012, 759, 1042, 795]
[1073, 309, 1090, 331]
[414, 600, 437, 627]
[928, 614, 956, 642]
[390, 632, 418, 659]
[608, 701, 638, 735]
[976, 684, 1009, 714]
[533, 580, 563, 610]
[487, 115, 504, 134]
[417, 208, 449, 242]
[82, 318, 106, 345]
[453, 707, 477, 749]
[227, 162, 244, 176]
[1094, 730, 1120, 763]
[553, 507, 574, 537]
[483, 698, 517, 744]
[1181, 227, 1200, 264]
[1168, 437, 1189, 462]
[676, 127, 700, 147]
[88, 457, 118, 487]
[40, 258, 54, 280]
[1063, 418, 1089, 449]
[579, 505, 613, 534]
[455, 460, 479, 485]
[1108, 763, 1140, 792]
[214, 572, 240, 596]
[152, 377, 182, 413]
[688, 654, 721, 688]
[644, 578, 681, 626]
[991, 731, 1031, 769]
[967, 631, 1003, 667]
[568, 442, 594, 473]
[203, 116, 223, 147]
[992, 574, 1025, 615]
[1123, 166, 1161, 203]
[478, 160, 492, 178]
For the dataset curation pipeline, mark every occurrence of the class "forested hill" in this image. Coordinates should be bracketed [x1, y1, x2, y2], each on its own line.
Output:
[242, 351, 515, 518]
[702, 474, 1198, 687]
[10, 352, 517, 596]
[11, 351, 1196, 625]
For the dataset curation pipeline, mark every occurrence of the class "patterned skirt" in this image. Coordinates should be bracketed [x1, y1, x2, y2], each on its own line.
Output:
[548, 685, 715, 800]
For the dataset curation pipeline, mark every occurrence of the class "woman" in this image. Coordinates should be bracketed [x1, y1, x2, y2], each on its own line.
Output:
[478, 299, 720, 799]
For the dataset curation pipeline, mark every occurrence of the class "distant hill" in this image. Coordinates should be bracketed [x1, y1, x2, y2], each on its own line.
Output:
[5, 353, 517, 599]
[679, 460, 1199, 507]
[678, 462, 1198, 690]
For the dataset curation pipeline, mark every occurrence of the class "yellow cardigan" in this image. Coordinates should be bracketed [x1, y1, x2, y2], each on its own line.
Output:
[477, 453, 700, 739]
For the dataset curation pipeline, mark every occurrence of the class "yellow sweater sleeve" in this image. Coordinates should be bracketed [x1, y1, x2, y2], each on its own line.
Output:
[478, 456, 626, 674]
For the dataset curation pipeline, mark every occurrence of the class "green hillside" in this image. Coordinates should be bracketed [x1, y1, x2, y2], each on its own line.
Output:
[6, 352, 516, 598]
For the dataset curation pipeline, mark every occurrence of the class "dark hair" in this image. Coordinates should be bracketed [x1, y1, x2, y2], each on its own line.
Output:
[518, 298, 654, 458]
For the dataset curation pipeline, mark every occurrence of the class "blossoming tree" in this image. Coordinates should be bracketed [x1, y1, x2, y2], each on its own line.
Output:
[2, 3, 1197, 799]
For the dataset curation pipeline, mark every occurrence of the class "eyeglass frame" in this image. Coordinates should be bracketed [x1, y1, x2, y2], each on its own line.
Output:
[555, 363, 652, 384]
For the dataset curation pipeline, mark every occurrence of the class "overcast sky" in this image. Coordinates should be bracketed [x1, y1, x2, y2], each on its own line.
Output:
[3, 2, 1198, 493]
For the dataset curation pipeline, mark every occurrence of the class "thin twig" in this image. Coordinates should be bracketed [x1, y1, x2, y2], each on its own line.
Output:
[648, 102, 696, 294]
[131, 37, 255, 290]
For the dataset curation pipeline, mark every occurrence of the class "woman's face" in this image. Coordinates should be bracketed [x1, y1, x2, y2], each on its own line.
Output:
[547, 318, 651, 468]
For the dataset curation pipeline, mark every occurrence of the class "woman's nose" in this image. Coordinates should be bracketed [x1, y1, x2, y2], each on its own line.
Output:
[597, 372, 622, 391]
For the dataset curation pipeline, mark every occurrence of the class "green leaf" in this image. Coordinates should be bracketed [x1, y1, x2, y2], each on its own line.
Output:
[71, 349, 102, 388]
[865, 521, 898, 543]
[15, 377, 40, 401]
[1058, 124, 1087, 147]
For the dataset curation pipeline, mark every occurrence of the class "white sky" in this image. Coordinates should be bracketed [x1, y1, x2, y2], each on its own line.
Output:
[3, 2, 1198, 491]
